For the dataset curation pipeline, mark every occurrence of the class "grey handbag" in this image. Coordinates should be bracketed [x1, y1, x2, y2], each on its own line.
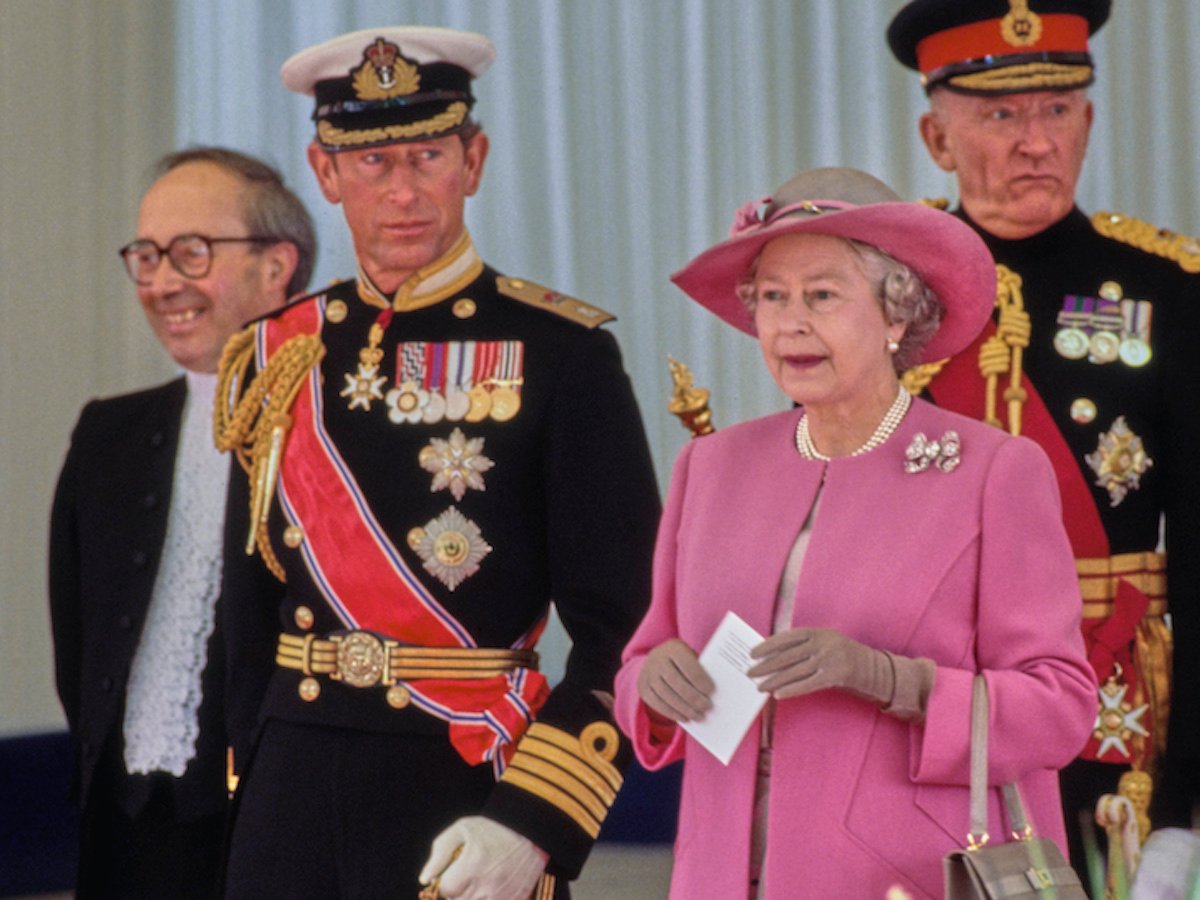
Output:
[943, 676, 1087, 899]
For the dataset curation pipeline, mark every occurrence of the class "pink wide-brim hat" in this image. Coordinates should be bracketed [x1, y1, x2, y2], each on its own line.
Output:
[671, 167, 996, 364]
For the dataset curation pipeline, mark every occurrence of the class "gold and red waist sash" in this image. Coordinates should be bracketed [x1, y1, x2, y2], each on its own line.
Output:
[1077, 551, 1171, 768]
[257, 298, 550, 771]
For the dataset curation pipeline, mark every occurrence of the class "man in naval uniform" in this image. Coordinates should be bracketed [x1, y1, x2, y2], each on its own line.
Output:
[216, 26, 661, 899]
[49, 147, 315, 897]
[888, 0, 1200, 875]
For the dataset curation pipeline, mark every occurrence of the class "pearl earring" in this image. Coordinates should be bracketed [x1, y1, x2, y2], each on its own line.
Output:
[886, 339, 900, 354]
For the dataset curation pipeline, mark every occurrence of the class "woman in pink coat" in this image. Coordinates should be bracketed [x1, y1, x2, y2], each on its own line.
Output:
[613, 167, 1095, 899]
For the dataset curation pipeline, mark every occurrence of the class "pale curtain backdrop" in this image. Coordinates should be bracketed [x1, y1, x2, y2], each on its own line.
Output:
[4, 0, 1197, 733]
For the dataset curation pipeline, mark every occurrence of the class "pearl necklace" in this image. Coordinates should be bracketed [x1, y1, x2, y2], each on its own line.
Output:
[795, 385, 912, 461]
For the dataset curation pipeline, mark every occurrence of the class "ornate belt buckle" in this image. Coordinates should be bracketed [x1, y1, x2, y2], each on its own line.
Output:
[332, 630, 386, 688]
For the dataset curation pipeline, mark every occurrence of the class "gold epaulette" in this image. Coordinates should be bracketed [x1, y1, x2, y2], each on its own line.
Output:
[213, 322, 324, 581]
[496, 276, 615, 328]
[499, 721, 622, 838]
[1093, 211, 1200, 274]
[919, 197, 951, 210]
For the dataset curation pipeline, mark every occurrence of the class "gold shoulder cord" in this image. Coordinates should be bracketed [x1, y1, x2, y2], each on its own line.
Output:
[213, 325, 325, 581]
[899, 264, 1028, 435]
[980, 264, 1029, 435]
[900, 360, 947, 395]
[1093, 211, 1200, 274]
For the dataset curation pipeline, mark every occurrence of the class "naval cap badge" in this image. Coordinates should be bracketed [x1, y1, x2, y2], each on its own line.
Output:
[353, 37, 421, 100]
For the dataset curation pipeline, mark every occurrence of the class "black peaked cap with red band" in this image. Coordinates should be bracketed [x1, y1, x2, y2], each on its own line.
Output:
[887, 0, 1111, 95]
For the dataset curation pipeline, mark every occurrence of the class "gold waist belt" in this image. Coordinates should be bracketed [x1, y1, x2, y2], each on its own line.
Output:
[1077, 551, 1167, 620]
[276, 631, 538, 689]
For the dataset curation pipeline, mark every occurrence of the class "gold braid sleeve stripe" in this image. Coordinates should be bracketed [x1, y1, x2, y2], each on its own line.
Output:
[510, 738, 618, 807]
[498, 721, 623, 838]
[505, 756, 610, 822]
[501, 768, 603, 838]
[213, 324, 324, 581]
[523, 722, 622, 789]
[1092, 212, 1200, 274]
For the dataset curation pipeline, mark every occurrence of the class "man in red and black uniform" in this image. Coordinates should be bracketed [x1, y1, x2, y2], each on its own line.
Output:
[216, 27, 660, 899]
[888, 0, 1200, 876]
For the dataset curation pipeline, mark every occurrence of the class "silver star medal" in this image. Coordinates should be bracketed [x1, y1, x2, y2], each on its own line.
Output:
[410, 507, 492, 591]
[418, 428, 495, 501]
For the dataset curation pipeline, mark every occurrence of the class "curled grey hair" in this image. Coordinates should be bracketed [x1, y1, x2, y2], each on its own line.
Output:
[155, 146, 317, 298]
[735, 237, 944, 372]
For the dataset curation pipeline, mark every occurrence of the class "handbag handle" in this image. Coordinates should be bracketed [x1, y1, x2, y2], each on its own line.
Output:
[968, 675, 1035, 849]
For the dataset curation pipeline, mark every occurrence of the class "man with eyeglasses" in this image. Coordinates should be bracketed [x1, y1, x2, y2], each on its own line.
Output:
[48, 146, 315, 897]
[215, 26, 660, 900]
[888, 0, 1200, 878]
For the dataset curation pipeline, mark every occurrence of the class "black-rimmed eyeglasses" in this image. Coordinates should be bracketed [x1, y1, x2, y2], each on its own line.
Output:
[118, 234, 275, 285]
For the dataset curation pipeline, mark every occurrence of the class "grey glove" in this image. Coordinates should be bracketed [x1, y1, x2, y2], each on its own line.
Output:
[747, 628, 934, 720]
[637, 637, 715, 723]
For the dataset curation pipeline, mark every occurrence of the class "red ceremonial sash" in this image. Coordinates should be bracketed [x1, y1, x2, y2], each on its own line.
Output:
[925, 322, 1109, 558]
[257, 299, 550, 770]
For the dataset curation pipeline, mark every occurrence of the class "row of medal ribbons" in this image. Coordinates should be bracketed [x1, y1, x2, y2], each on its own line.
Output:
[1053, 292, 1151, 368]
[375, 339, 524, 425]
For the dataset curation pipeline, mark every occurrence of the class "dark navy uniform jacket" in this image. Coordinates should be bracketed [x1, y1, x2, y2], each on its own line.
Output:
[220, 260, 661, 882]
[932, 205, 1200, 825]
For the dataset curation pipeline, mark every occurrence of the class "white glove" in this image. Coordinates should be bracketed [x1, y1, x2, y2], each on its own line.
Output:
[419, 815, 548, 900]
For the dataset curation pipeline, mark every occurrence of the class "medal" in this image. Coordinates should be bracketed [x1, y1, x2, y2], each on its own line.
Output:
[418, 427, 494, 501]
[489, 386, 521, 422]
[1118, 299, 1153, 368]
[386, 379, 427, 424]
[464, 341, 497, 422]
[422, 342, 448, 423]
[1088, 299, 1122, 365]
[340, 311, 392, 411]
[445, 388, 471, 421]
[422, 392, 448, 423]
[386, 342, 429, 424]
[1085, 416, 1153, 507]
[444, 341, 472, 421]
[488, 341, 525, 423]
[411, 506, 492, 591]
[1088, 330, 1120, 364]
[1054, 296, 1092, 360]
[464, 383, 492, 422]
[1119, 337, 1151, 368]
[1053, 328, 1089, 360]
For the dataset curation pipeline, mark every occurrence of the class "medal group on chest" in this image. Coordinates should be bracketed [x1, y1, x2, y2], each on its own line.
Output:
[1046, 279, 1155, 506]
[331, 293, 523, 591]
[1053, 280, 1152, 369]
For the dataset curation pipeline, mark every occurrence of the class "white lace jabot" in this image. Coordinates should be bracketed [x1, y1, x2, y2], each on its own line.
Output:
[123, 371, 228, 776]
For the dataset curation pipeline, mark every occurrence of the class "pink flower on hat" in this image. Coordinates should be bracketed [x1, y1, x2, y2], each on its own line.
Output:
[728, 196, 773, 238]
